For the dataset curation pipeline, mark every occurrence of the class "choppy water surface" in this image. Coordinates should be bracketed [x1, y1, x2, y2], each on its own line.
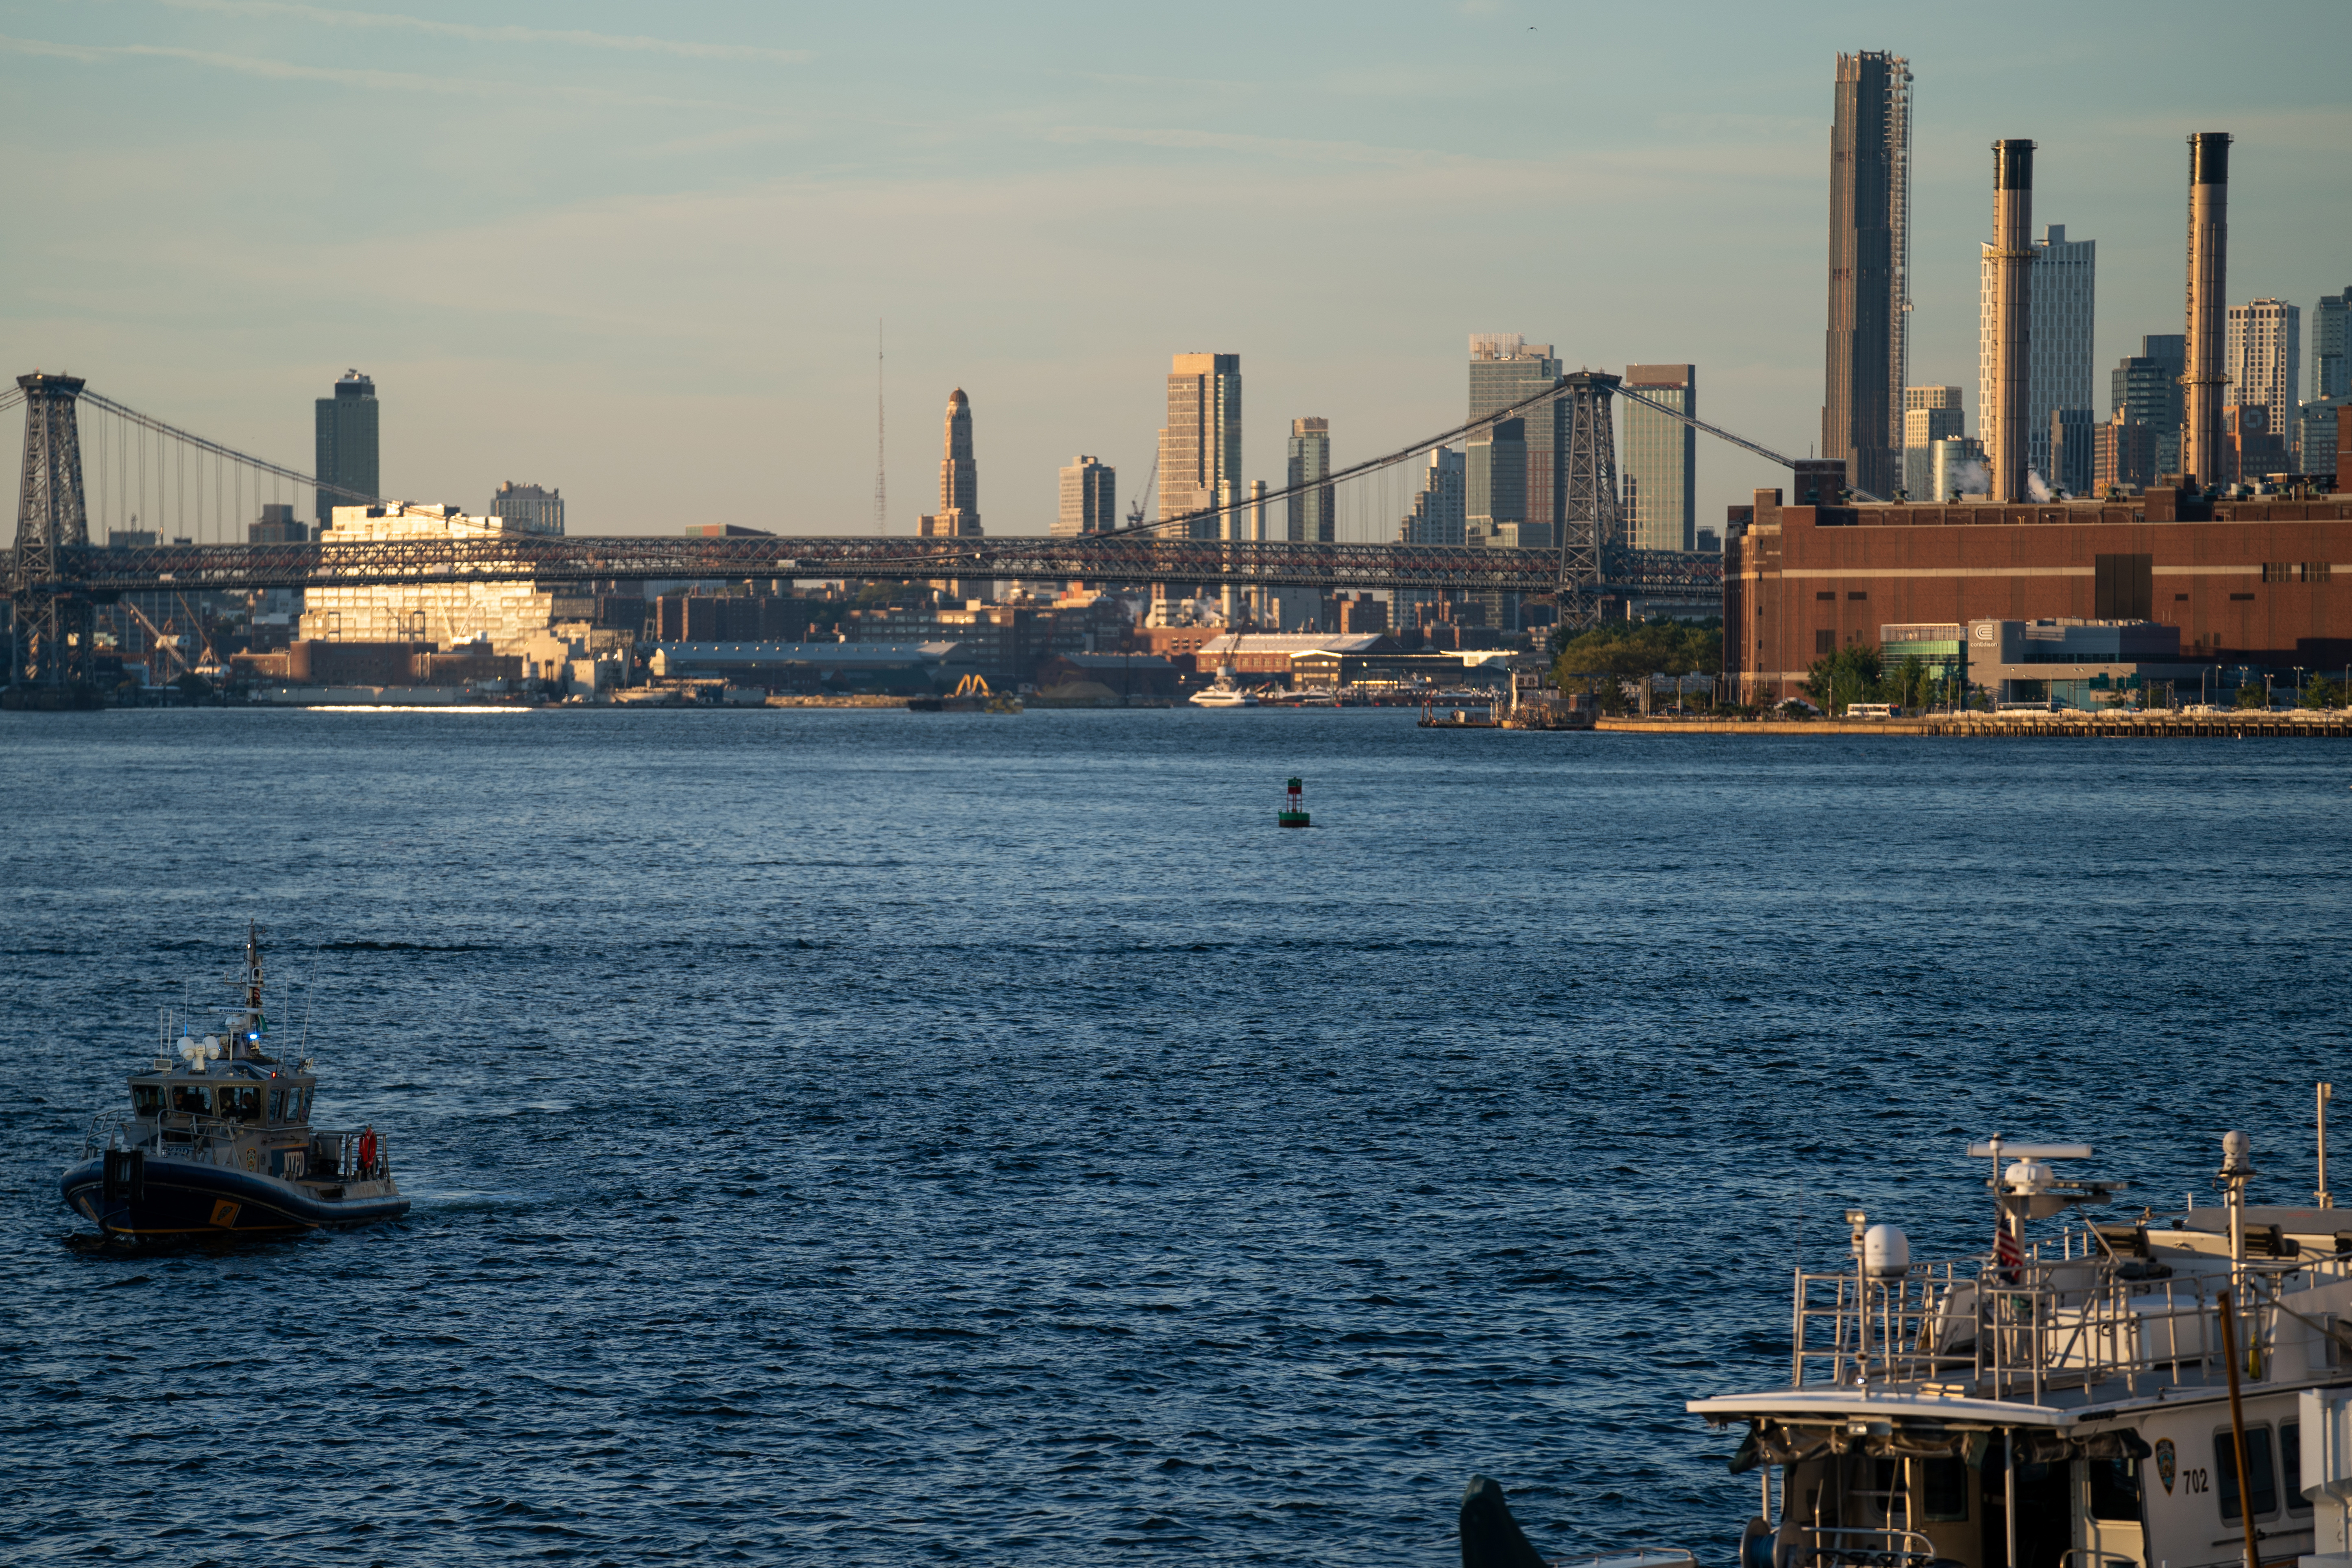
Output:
[4, 709, 2347, 1564]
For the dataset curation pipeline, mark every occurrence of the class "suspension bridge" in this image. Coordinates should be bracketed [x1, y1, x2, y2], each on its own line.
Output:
[4, 365, 1822, 698]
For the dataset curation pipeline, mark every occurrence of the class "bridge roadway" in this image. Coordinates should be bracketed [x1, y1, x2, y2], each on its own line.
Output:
[9, 534, 1725, 598]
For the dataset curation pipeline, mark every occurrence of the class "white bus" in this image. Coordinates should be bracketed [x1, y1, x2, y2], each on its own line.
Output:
[1844, 703, 1897, 720]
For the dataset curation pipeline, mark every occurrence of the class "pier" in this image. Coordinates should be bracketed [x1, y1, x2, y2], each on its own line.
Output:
[1597, 712, 2352, 738]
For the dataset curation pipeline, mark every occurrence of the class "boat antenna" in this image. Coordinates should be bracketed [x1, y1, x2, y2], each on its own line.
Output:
[298, 969, 322, 1061]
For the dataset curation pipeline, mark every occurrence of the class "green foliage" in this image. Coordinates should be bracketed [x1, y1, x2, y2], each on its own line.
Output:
[2299, 676, 2345, 710]
[2235, 681, 2270, 710]
[1551, 617, 1722, 697]
[1883, 654, 1933, 711]
[1802, 645, 1884, 714]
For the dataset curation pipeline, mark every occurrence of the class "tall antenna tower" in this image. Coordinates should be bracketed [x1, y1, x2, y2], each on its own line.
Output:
[873, 319, 887, 530]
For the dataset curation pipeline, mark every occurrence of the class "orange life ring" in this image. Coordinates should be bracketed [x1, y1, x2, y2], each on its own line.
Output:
[355, 1128, 377, 1175]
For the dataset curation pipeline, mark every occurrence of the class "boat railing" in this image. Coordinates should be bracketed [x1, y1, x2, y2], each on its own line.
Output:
[80, 1110, 129, 1156]
[1792, 1255, 2317, 1404]
[1794, 1525, 1938, 1568]
[310, 1128, 388, 1181]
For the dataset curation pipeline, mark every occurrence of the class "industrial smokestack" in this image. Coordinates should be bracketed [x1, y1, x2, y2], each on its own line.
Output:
[1986, 140, 2035, 504]
[2182, 132, 2232, 491]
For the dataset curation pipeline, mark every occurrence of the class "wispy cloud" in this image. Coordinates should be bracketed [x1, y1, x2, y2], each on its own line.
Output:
[149, 0, 810, 63]
[0, 30, 750, 108]
[1046, 124, 1462, 170]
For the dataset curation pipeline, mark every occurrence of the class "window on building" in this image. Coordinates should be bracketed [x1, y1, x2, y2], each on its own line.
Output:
[1816, 630, 1835, 654]
[1847, 591, 1868, 601]
[2175, 593, 2189, 602]
[1816, 591, 1836, 601]
[2231, 593, 2256, 602]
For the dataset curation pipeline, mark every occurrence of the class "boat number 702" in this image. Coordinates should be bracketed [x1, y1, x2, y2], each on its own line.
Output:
[2181, 1468, 2209, 1495]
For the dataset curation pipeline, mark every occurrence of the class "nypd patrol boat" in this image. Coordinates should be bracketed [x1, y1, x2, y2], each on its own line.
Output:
[1668, 1121, 2352, 1568]
[59, 927, 409, 1238]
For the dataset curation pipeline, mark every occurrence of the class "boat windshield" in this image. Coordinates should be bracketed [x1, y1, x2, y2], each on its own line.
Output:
[217, 1087, 261, 1121]
[171, 1085, 211, 1114]
[131, 1084, 163, 1115]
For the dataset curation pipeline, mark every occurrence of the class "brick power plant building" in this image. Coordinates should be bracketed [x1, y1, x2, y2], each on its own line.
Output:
[1730, 128, 2352, 702]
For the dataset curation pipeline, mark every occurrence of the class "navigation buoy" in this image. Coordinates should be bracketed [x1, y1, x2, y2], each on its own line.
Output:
[1279, 776, 1310, 829]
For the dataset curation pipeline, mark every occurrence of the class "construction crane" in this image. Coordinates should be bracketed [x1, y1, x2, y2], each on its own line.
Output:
[1125, 452, 1158, 530]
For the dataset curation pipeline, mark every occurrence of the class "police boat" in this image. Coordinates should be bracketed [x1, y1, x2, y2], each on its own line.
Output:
[59, 926, 409, 1238]
[1469, 1114, 2352, 1568]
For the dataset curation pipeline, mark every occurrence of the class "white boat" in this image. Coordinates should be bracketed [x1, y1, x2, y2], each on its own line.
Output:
[1189, 667, 1259, 708]
[1677, 1124, 2352, 1568]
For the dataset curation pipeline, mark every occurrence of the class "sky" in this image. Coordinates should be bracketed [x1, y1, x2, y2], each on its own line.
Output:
[4, 0, 2349, 539]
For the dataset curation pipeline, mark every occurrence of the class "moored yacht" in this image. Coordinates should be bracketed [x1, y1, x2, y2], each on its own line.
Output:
[1189, 665, 1260, 707]
[1680, 1126, 2352, 1568]
[59, 926, 410, 1238]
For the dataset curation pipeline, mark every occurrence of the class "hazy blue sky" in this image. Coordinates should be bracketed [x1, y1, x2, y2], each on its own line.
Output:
[4, 0, 2347, 536]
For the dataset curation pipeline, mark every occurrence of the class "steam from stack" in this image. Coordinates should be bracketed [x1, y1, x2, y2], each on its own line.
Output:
[2182, 133, 2231, 490]
[1986, 140, 2036, 504]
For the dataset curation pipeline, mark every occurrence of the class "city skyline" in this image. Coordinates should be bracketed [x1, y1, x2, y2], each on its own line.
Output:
[4, 4, 2348, 536]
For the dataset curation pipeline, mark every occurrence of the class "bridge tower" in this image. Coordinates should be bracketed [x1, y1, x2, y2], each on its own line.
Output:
[1555, 371, 1622, 630]
[9, 372, 96, 697]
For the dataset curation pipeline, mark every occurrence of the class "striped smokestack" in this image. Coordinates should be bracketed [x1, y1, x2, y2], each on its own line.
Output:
[1986, 140, 2035, 504]
[2182, 132, 2231, 490]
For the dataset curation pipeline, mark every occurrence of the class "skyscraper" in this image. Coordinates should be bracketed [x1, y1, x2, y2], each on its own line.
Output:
[489, 481, 564, 536]
[1159, 353, 1241, 541]
[1467, 335, 1563, 548]
[1822, 51, 1912, 499]
[2228, 300, 2301, 469]
[1979, 222, 2094, 488]
[1286, 418, 1333, 542]
[2110, 334, 2186, 478]
[1622, 365, 1695, 550]
[314, 369, 379, 528]
[1055, 456, 1115, 537]
[2315, 289, 2352, 401]
[1901, 386, 1964, 500]
[1397, 447, 1465, 546]
[1465, 418, 1527, 542]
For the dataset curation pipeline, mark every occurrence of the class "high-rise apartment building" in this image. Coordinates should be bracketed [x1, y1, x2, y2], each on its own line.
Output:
[2313, 289, 2351, 401]
[1055, 456, 1115, 537]
[2228, 300, 2302, 469]
[1286, 418, 1333, 542]
[1159, 353, 1241, 541]
[1822, 51, 1912, 499]
[1622, 365, 1695, 550]
[314, 370, 379, 529]
[2047, 408, 2096, 496]
[2094, 414, 2156, 494]
[1397, 447, 1466, 546]
[1900, 386, 1964, 499]
[1979, 223, 2095, 487]
[1467, 335, 1564, 549]
[489, 481, 564, 536]
[2300, 397, 2350, 476]
[2110, 334, 2186, 478]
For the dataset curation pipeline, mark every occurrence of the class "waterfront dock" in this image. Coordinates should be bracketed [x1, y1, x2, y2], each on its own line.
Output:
[1598, 712, 2352, 738]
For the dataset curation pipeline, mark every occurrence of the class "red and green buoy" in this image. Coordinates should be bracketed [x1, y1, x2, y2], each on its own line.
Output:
[1279, 776, 1310, 828]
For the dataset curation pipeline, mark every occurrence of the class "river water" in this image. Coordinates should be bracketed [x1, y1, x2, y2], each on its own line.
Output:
[2, 708, 2345, 1564]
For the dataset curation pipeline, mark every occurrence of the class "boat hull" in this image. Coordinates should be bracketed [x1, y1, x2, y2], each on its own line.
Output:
[59, 1155, 409, 1237]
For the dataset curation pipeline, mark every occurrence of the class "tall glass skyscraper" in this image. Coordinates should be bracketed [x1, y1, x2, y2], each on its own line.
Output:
[1622, 365, 1695, 550]
[1285, 418, 1332, 542]
[2110, 334, 2186, 478]
[2315, 289, 2351, 401]
[1055, 456, 1115, 537]
[314, 369, 379, 529]
[1822, 51, 1912, 499]
[1979, 224, 2095, 488]
[1159, 353, 1241, 541]
[1467, 335, 1563, 550]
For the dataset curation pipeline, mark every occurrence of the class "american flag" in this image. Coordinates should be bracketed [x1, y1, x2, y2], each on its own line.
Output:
[1995, 1224, 2024, 1280]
